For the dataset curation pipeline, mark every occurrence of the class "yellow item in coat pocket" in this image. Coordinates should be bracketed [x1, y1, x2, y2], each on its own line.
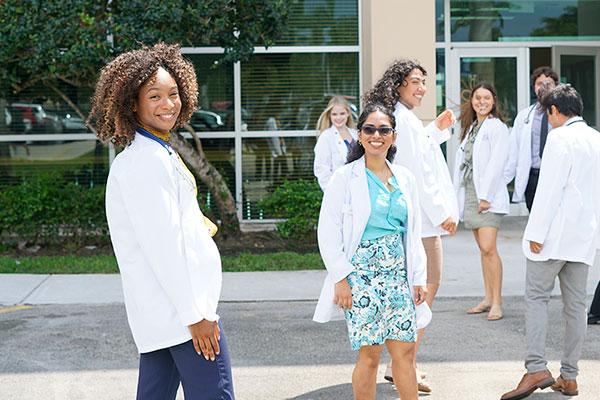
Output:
[203, 216, 218, 237]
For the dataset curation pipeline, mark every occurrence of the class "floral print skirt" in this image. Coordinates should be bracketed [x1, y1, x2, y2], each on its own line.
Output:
[344, 233, 416, 351]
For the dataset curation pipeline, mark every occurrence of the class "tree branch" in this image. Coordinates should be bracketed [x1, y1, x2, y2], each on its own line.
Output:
[43, 80, 97, 135]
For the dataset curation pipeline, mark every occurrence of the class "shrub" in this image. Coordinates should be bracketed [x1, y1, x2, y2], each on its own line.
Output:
[0, 173, 108, 246]
[260, 179, 322, 238]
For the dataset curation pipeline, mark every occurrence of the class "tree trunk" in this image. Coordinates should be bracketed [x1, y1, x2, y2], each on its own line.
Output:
[40, 82, 241, 236]
[170, 124, 241, 237]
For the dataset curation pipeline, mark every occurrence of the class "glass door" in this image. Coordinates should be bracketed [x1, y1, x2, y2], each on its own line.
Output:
[552, 46, 600, 128]
[446, 47, 529, 175]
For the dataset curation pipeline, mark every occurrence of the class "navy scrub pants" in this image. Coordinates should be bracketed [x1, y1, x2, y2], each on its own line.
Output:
[136, 324, 234, 400]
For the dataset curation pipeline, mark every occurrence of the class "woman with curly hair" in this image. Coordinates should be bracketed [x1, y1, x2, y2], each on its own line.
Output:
[88, 43, 234, 400]
[364, 59, 458, 393]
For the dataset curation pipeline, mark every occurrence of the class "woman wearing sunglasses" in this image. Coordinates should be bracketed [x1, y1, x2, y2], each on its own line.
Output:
[453, 82, 510, 321]
[314, 103, 431, 400]
[363, 59, 458, 393]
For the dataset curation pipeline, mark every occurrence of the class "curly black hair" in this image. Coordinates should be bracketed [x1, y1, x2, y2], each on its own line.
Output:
[362, 59, 427, 109]
[88, 42, 198, 147]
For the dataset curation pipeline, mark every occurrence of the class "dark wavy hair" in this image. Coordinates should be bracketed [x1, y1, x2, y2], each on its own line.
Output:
[362, 59, 427, 109]
[531, 66, 559, 87]
[540, 84, 583, 118]
[459, 82, 505, 141]
[88, 42, 198, 147]
[346, 103, 397, 164]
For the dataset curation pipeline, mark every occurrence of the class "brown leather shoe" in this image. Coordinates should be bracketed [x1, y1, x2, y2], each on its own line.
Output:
[551, 375, 578, 396]
[500, 370, 555, 400]
[418, 381, 432, 393]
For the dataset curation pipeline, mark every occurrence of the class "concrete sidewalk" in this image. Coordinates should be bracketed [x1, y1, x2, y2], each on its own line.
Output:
[1, 217, 599, 305]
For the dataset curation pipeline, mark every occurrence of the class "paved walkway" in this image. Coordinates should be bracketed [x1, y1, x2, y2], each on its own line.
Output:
[1, 217, 599, 305]
[1, 216, 600, 400]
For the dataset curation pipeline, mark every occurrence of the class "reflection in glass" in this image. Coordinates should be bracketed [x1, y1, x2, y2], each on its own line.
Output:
[436, 49, 446, 116]
[1, 80, 93, 135]
[185, 138, 236, 218]
[459, 57, 518, 125]
[242, 136, 316, 219]
[0, 140, 108, 188]
[241, 53, 359, 132]
[276, 0, 358, 46]
[436, 0, 445, 42]
[560, 55, 596, 126]
[185, 54, 235, 132]
[451, 0, 600, 42]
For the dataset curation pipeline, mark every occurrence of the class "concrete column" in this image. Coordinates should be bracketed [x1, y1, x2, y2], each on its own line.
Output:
[361, 0, 437, 123]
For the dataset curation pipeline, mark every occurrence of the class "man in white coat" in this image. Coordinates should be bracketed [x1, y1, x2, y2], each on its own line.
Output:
[501, 85, 600, 400]
[504, 66, 558, 211]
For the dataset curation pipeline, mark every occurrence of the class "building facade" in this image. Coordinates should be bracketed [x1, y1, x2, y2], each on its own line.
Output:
[1, 0, 599, 223]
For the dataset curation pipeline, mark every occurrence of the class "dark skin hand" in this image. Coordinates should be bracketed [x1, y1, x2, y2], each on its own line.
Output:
[188, 319, 220, 361]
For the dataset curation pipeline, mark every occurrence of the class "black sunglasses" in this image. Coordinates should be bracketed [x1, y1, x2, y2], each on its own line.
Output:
[360, 125, 395, 136]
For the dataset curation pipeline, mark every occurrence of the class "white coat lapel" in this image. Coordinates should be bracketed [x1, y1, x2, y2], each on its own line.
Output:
[333, 129, 348, 162]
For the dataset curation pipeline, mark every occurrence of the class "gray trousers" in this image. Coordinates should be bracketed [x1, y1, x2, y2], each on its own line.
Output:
[525, 258, 589, 379]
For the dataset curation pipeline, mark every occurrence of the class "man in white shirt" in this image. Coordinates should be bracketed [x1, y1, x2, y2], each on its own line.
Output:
[505, 66, 558, 211]
[501, 85, 600, 400]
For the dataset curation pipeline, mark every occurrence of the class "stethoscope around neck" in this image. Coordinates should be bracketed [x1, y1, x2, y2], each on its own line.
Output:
[524, 105, 536, 124]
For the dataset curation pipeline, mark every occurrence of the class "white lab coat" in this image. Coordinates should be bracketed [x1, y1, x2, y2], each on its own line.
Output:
[313, 126, 358, 190]
[313, 157, 432, 327]
[504, 104, 539, 201]
[453, 117, 510, 218]
[523, 117, 600, 266]
[392, 102, 458, 237]
[106, 132, 222, 353]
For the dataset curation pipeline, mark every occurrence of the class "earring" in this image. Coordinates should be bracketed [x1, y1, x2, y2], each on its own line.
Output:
[358, 140, 362, 146]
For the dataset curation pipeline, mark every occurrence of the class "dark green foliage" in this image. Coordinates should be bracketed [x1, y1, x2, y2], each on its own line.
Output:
[260, 179, 322, 238]
[0, 173, 108, 245]
[0, 0, 290, 97]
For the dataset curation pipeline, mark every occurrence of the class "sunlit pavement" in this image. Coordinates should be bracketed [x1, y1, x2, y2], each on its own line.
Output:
[1, 300, 598, 400]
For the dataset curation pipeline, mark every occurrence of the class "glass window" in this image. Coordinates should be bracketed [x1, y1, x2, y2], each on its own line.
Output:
[192, 138, 236, 218]
[242, 136, 316, 220]
[436, 49, 446, 116]
[436, 0, 445, 42]
[451, 0, 600, 42]
[560, 55, 596, 126]
[276, 0, 358, 46]
[459, 56, 518, 125]
[2, 85, 93, 135]
[185, 54, 235, 133]
[0, 140, 108, 187]
[241, 53, 359, 132]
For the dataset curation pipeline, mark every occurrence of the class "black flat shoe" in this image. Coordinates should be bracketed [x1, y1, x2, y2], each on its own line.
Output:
[588, 313, 600, 325]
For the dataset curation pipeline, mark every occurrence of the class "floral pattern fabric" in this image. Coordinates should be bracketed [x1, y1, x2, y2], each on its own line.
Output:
[343, 232, 416, 350]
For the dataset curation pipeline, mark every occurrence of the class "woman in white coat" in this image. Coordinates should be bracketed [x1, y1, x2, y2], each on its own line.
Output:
[313, 96, 357, 190]
[363, 59, 458, 392]
[314, 103, 430, 400]
[453, 82, 510, 321]
[89, 44, 234, 399]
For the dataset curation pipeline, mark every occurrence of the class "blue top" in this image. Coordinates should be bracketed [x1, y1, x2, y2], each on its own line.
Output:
[361, 168, 408, 241]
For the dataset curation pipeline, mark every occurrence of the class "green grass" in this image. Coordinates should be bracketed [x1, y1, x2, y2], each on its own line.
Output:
[0, 252, 324, 274]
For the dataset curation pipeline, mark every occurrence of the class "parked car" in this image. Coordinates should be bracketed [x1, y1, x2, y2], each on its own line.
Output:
[189, 109, 226, 132]
[7, 103, 62, 134]
[61, 113, 88, 133]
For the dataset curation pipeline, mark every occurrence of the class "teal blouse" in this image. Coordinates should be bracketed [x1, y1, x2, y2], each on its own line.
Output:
[361, 168, 408, 241]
